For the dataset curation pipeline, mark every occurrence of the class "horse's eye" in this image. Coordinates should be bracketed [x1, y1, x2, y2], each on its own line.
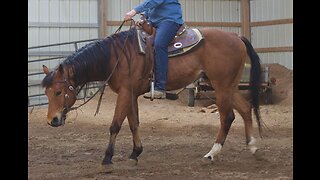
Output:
[55, 91, 62, 96]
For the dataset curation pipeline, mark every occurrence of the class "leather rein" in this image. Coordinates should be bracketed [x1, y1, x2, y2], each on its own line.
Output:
[58, 20, 135, 115]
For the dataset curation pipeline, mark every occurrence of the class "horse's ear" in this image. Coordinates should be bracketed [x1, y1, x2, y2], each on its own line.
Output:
[58, 64, 64, 75]
[43, 65, 50, 75]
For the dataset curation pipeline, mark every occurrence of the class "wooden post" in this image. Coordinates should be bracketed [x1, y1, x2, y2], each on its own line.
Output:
[240, 0, 251, 41]
[99, 0, 107, 38]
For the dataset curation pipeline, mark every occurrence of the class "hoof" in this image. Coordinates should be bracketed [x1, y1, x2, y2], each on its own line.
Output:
[100, 164, 113, 173]
[249, 146, 258, 154]
[120, 159, 138, 171]
[253, 149, 266, 161]
[201, 156, 215, 164]
[203, 155, 213, 161]
[124, 158, 138, 168]
[126, 158, 138, 166]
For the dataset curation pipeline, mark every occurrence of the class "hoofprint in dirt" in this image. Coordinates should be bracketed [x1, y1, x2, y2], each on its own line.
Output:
[28, 63, 292, 179]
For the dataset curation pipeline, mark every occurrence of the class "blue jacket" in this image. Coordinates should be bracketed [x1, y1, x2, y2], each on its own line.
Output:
[134, 0, 184, 27]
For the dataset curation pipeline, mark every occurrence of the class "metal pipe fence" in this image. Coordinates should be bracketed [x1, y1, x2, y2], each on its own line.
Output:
[28, 38, 102, 107]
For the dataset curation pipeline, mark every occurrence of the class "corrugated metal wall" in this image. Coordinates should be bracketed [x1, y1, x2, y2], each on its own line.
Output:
[28, 0, 99, 47]
[250, 0, 293, 69]
[251, 0, 293, 21]
[28, 0, 100, 106]
[181, 0, 240, 22]
[105, 0, 241, 35]
[28, 0, 100, 72]
[180, 0, 241, 33]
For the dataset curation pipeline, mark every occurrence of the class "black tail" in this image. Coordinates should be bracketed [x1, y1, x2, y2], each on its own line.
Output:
[240, 36, 263, 137]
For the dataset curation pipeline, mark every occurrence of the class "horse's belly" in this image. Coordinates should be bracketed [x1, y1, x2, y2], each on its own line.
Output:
[166, 69, 203, 90]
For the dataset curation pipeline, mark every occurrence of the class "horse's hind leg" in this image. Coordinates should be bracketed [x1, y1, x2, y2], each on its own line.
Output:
[232, 91, 258, 155]
[127, 96, 143, 164]
[204, 88, 235, 160]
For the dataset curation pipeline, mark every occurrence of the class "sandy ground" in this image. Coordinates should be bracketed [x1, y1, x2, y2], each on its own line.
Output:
[28, 63, 293, 180]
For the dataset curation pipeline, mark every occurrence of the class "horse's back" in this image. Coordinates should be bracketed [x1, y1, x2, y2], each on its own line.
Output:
[200, 28, 246, 54]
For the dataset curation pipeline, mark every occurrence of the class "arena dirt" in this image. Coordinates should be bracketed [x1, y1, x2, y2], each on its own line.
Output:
[28, 63, 293, 180]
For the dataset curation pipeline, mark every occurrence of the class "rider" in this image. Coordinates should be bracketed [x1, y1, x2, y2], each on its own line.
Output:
[124, 0, 184, 99]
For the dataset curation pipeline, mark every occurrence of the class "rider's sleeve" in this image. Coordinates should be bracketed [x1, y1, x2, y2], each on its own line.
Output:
[142, 10, 151, 19]
[134, 0, 164, 14]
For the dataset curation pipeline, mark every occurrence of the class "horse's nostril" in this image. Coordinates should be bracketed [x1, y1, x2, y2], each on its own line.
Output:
[51, 117, 59, 127]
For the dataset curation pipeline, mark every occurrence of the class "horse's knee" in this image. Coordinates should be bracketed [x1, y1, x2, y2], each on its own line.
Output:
[109, 122, 121, 134]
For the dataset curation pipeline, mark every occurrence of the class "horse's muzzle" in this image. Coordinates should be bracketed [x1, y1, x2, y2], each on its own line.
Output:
[49, 115, 66, 127]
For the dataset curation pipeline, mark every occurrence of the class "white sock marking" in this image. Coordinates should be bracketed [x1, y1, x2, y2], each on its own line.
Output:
[204, 143, 222, 160]
[248, 137, 258, 154]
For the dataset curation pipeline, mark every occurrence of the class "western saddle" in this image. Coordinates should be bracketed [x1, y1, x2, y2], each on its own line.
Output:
[136, 17, 204, 58]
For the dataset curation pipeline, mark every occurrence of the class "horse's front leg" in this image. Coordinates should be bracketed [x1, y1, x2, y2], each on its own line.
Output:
[127, 96, 143, 164]
[101, 89, 131, 172]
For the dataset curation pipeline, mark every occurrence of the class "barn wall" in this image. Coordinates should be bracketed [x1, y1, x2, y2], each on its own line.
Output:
[28, 0, 100, 73]
[251, 0, 293, 21]
[28, 0, 99, 47]
[250, 0, 293, 69]
[28, 0, 100, 106]
[104, 0, 241, 35]
[174, 0, 241, 33]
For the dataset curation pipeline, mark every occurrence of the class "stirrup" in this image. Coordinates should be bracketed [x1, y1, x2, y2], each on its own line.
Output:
[150, 81, 154, 101]
[149, 72, 155, 101]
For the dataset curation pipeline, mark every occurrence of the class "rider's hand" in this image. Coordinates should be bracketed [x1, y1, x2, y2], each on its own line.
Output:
[124, 9, 137, 21]
[135, 19, 144, 28]
[135, 14, 146, 28]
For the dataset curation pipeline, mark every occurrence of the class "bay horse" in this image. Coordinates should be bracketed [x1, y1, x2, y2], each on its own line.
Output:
[41, 23, 262, 172]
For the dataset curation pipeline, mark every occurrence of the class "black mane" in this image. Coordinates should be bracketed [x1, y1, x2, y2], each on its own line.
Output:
[42, 28, 138, 88]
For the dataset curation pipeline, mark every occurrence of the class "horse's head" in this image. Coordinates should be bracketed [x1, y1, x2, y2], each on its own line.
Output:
[42, 65, 77, 127]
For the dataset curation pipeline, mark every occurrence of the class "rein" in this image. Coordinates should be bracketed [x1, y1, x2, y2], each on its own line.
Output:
[64, 19, 135, 115]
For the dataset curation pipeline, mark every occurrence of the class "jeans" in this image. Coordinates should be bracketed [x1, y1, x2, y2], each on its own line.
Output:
[153, 21, 181, 91]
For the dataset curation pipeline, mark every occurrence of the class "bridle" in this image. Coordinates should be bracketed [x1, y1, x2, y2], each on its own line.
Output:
[51, 74, 107, 115]
[50, 78, 79, 114]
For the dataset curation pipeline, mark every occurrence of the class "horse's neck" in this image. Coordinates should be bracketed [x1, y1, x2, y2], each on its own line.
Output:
[72, 31, 134, 86]
[69, 60, 111, 87]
